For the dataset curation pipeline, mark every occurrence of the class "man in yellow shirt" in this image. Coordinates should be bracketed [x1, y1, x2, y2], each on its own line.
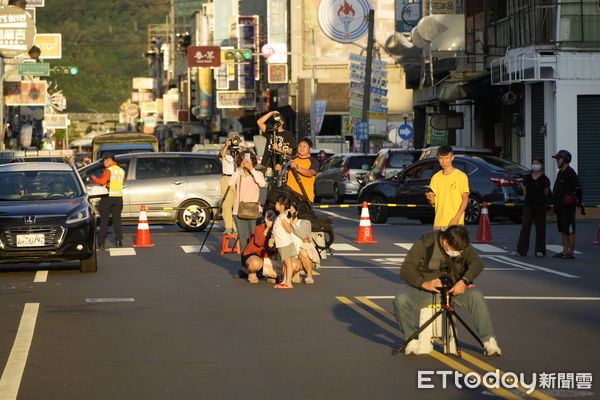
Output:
[426, 145, 470, 229]
[287, 138, 319, 202]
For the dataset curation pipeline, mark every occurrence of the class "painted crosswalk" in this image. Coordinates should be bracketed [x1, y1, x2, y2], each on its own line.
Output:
[181, 245, 211, 254]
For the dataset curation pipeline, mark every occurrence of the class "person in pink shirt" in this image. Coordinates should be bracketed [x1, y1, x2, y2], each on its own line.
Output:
[229, 150, 267, 253]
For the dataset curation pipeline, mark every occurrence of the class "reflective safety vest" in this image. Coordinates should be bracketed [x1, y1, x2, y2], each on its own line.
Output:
[107, 165, 125, 197]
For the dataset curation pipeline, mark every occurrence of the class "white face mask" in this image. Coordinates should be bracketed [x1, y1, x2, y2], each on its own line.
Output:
[446, 249, 462, 258]
[531, 164, 542, 171]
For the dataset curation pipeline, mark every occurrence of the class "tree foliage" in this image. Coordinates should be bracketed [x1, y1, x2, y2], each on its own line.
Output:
[37, 0, 169, 113]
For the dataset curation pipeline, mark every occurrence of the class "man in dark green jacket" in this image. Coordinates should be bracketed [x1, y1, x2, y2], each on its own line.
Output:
[393, 225, 502, 356]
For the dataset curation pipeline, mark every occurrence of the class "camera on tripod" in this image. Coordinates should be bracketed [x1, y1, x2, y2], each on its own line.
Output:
[229, 135, 241, 158]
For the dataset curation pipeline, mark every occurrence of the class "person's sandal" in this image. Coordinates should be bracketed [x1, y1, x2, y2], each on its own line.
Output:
[274, 283, 293, 289]
[248, 276, 259, 284]
[552, 252, 565, 258]
[305, 277, 314, 285]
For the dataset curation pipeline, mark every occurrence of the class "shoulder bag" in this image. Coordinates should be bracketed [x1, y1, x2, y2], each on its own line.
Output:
[237, 174, 260, 220]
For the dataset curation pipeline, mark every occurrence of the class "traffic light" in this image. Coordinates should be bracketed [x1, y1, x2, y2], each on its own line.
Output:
[221, 49, 253, 62]
[52, 66, 78, 75]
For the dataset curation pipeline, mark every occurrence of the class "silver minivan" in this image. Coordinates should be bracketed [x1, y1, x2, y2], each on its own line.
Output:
[79, 153, 221, 231]
[314, 154, 375, 203]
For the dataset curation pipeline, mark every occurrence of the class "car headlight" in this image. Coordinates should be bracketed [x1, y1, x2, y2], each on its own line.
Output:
[66, 208, 90, 224]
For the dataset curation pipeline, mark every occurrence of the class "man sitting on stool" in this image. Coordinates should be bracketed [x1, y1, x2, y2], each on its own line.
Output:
[393, 225, 502, 356]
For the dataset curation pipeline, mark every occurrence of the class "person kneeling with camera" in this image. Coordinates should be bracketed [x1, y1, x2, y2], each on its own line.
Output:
[393, 225, 502, 356]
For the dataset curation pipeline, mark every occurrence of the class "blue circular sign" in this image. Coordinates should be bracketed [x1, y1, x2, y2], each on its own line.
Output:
[318, 0, 372, 44]
[398, 124, 413, 140]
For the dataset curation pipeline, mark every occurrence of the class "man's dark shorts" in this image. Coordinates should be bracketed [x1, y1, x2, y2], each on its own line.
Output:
[556, 207, 576, 234]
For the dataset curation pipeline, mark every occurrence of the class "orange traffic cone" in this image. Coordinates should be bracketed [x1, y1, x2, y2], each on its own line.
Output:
[133, 205, 155, 247]
[474, 203, 493, 243]
[355, 201, 378, 244]
[594, 223, 600, 244]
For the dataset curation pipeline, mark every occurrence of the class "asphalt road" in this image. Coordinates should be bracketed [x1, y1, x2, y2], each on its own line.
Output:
[0, 208, 599, 400]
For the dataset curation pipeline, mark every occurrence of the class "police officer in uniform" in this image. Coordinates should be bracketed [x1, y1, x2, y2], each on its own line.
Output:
[93, 153, 125, 248]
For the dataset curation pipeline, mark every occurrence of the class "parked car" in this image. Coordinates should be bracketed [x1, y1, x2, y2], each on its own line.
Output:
[314, 153, 376, 203]
[418, 146, 493, 160]
[0, 162, 99, 272]
[364, 148, 422, 185]
[79, 152, 222, 231]
[91, 133, 159, 161]
[358, 155, 528, 224]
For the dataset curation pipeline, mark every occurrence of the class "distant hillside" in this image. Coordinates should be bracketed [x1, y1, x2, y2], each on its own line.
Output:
[37, 0, 169, 113]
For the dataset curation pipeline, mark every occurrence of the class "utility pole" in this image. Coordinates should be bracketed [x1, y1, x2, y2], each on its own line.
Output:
[169, 0, 176, 83]
[361, 9, 375, 154]
[310, 29, 317, 146]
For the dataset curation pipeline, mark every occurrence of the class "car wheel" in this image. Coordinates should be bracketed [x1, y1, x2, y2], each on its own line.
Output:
[419, 217, 434, 225]
[465, 197, 481, 225]
[368, 196, 389, 224]
[80, 250, 97, 273]
[177, 200, 212, 231]
[509, 215, 523, 224]
[332, 184, 343, 204]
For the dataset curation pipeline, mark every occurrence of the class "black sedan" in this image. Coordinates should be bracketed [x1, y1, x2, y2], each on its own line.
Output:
[357, 155, 528, 224]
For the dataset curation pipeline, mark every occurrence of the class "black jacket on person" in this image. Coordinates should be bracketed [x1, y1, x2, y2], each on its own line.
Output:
[399, 231, 484, 289]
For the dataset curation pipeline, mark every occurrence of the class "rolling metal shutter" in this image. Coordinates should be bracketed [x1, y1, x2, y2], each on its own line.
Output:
[577, 95, 600, 206]
[531, 83, 545, 161]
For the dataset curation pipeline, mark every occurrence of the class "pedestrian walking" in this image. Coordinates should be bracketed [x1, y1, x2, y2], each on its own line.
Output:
[551, 150, 585, 259]
[92, 153, 125, 248]
[511, 158, 551, 256]
[426, 145, 470, 230]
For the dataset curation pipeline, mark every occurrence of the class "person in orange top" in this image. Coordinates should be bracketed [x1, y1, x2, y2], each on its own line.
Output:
[286, 137, 319, 202]
[92, 153, 126, 248]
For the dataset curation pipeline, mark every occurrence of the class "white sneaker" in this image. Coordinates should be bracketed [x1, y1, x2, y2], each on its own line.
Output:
[509, 251, 522, 256]
[483, 337, 502, 356]
[535, 252, 544, 257]
[404, 340, 421, 355]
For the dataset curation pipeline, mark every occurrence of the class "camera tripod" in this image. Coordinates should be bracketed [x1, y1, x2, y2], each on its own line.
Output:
[392, 289, 484, 357]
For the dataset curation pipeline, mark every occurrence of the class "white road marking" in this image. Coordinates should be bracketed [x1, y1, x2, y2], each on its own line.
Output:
[484, 255, 534, 271]
[107, 248, 136, 256]
[372, 257, 405, 265]
[316, 209, 357, 222]
[86, 298, 135, 303]
[490, 255, 580, 278]
[394, 243, 413, 251]
[0, 303, 39, 400]
[364, 296, 600, 301]
[33, 271, 48, 283]
[330, 243, 360, 251]
[181, 245, 211, 253]
[546, 245, 582, 254]
[472, 244, 508, 253]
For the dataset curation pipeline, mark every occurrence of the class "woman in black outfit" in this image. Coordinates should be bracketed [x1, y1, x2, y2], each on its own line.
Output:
[511, 158, 551, 256]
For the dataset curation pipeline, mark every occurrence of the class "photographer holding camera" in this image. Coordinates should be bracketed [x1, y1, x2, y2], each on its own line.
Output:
[257, 111, 297, 175]
[393, 225, 502, 356]
[219, 133, 242, 235]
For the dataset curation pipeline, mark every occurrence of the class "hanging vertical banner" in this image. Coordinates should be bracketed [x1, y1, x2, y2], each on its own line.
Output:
[237, 16, 257, 91]
[198, 68, 213, 117]
[312, 100, 327, 135]
[213, 0, 237, 46]
[267, 0, 288, 63]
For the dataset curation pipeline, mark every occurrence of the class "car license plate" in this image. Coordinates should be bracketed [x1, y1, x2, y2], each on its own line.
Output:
[16, 234, 46, 247]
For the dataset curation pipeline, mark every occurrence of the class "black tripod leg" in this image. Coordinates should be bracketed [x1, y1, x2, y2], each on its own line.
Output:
[392, 309, 444, 356]
[198, 185, 231, 256]
[451, 309, 485, 348]
[446, 311, 461, 357]
[197, 217, 216, 256]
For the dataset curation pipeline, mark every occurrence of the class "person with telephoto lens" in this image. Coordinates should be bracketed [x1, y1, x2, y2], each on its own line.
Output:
[393, 226, 502, 356]
[257, 111, 297, 176]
